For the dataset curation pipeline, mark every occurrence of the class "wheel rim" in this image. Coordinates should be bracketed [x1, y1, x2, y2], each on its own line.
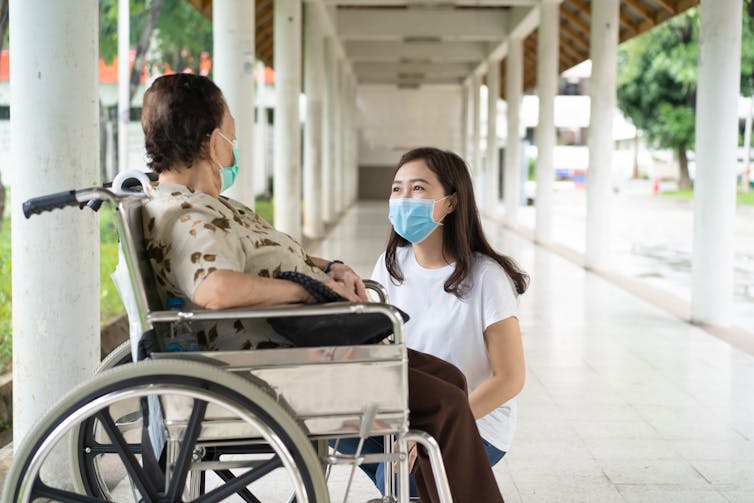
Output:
[15, 380, 320, 502]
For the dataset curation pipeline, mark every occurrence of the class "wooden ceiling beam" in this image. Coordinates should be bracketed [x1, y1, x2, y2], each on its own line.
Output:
[560, 23, 589, 53]
[618, 8, 640, 37]
[651, 0, 677, 14]
[560, 8, 589, 37]
[559, 35, 586, 62]
[624, 0, 658, 32]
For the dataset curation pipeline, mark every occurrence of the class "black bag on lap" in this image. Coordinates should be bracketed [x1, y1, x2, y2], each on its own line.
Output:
[268, 271, 409, 347]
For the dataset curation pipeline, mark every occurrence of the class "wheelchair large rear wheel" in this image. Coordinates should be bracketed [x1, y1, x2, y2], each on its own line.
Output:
[2, 359, 330, 503]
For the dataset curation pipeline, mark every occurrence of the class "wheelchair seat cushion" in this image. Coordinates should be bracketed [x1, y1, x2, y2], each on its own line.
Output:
[268, 272, 410, 347]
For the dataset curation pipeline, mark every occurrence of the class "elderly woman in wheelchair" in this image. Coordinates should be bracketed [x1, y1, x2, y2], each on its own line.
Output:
[3, 73, 504, 503]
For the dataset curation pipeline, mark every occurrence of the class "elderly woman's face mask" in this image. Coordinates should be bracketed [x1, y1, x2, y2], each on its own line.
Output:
[216, 131, 239, 192]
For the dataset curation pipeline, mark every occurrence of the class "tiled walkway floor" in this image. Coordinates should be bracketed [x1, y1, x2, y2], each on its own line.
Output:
[311, 201, 754, 503]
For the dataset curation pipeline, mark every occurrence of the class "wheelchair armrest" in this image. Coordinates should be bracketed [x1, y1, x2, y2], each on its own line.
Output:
[364, 279, 389, 303]
[146, 301, 406, 344]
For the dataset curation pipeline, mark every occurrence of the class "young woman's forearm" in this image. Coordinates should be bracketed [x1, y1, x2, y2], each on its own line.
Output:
[193, 269, 309, 309]
[469, 374, 524, 419]
[469, 317, 526, 419]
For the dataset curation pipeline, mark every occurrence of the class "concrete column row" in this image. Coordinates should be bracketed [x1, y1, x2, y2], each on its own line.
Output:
[273, 0, 359, 242]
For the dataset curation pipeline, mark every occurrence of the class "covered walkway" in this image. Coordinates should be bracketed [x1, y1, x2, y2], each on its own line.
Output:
[312, 201, 754, 502]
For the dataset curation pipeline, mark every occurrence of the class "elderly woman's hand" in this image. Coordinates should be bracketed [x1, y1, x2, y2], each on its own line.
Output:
[324, 279, 364, 303]
[326, 263, 368, 302]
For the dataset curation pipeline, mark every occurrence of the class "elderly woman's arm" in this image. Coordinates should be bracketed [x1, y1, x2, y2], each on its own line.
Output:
[194, 269, 362, 309]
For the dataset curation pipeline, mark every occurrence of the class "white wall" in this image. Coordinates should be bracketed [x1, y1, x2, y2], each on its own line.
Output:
[357, 84, 464, 166]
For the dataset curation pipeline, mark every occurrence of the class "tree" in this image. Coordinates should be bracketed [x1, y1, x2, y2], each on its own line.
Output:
[99, 0, 212, 100]
[618, 5, 754, 191]
[617, 10, 698, 190]
[99, 0, 165, 102]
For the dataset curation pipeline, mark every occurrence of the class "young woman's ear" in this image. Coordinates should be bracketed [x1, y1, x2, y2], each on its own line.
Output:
[447, 194, 458, 213]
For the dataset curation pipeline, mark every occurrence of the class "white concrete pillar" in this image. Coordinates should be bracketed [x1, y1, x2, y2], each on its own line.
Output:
[254, 60, 269, 198]
[461, 82, 469, 161]
[118, 0, 130, 173]
[486, 57, 501, 214]
[346, 76, 357, 205]
[471, 73, 482, 196]
[213, 0, 255, 206]
[273, 0, 302, 239]
[10, 0, 100, 451]
[334, 62, 345, 215]
[535, 0, 559, 244]
[303, 3, 324, 238]
[321, 36, 336, 224]
[691, 0, 742, 325]
[504, 37, 523, 227]
[585, 0, 619, 270]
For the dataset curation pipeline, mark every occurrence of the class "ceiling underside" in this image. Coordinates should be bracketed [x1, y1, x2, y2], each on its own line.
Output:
[187, 0, 699, 96]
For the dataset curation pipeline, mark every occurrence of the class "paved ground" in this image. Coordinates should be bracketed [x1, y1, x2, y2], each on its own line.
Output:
[516, 179, 754, 335]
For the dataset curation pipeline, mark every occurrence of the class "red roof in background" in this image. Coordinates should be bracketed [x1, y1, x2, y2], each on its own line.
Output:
[0, 50, 8, 81]
[0, 49, 274, 85]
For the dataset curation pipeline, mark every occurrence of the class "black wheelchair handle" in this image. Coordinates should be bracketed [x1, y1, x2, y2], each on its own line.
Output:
[22, 190, 82, 219]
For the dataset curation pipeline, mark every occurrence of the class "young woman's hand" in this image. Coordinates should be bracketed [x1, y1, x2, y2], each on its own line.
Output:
[326, 262, 368, 301]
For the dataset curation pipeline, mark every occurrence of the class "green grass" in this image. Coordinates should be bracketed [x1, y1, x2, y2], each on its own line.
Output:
[662, 189, 694, 200]
[663, 188, 754, 206]
[99, 205, 126, 324]
[738, 190, 754, 206]
[0, 219, 11, 371]
[255, 197, 273, 224]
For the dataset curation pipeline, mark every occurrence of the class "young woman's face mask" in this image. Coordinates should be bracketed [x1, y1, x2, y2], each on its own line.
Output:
[389, 195, 450, 244]
[216, 131, 239, 192]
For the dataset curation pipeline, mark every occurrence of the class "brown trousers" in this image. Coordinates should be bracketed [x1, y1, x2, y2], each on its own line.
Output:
[407, 349, 505, 503]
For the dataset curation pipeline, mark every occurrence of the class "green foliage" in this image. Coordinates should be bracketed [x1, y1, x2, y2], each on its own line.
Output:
[0, 212, 11, 371]
[741, 1, 754, 96]
[153, 0, 213, 73]
[618, 4, 754, 151]
[99, 0, 149, 64]
[617, 10, 699, 151]
[99, 0, 212, 73]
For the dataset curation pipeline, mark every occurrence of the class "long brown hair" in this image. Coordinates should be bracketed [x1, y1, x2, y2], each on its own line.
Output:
[385, 147, 529, 296]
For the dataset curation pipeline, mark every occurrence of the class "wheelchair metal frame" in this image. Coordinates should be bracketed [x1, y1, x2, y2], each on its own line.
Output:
[4, 181, 453, 503]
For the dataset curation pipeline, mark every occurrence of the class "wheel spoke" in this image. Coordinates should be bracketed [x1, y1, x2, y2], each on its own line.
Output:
[167, 399, 207, 501]
[195, 455, 283, 503]
[84, 442, 143, 455]
[97, 408, 160, 501]
[214, 469, 261, 503]
[33, 477, 104, 502]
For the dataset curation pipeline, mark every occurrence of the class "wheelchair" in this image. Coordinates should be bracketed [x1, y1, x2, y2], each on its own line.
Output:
[3, 171, 452, 502]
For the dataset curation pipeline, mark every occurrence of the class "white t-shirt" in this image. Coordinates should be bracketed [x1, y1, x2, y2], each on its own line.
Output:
[372, 246, 520, 452]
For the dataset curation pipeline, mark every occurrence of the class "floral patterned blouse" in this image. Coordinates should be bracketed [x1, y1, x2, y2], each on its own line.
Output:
[142, 182, 331, 351]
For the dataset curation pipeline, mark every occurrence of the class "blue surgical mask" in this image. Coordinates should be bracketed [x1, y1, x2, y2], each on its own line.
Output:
[217, 131, 239, 192]
[389, 196, 449, 244]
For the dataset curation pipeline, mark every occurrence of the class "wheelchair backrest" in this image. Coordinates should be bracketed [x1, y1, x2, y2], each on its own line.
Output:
[115, 196, 164, 333]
